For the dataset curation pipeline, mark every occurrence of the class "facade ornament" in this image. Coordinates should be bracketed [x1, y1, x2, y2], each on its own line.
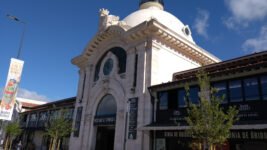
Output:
[98, 8, 126, 32]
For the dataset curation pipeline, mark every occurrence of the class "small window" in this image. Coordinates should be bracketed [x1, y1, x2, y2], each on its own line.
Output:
[49, 110, 60, 120]
[168, 90, 178, 109]
[244, 77, 260, 101]
[261, 75, 267, 100]
[22, 114, 28, 122]
[213, 82, 228, 103]
[229, 80, 243, 102]
[39, 112, 48, 121]
[178, 89, 186, 107]
[159, 92, 168, 110]
[189, 87, 199, 104]
[30, 113, 37, 121]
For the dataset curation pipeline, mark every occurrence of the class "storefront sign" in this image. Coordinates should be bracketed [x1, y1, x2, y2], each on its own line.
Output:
[128, 97, 138, 139]
[157, 130, 267, 141]
[230, 130, 267, 140]
[163, 131, 192, 138]
[0, 58, 24, 120]
[94, 116, 116, 125]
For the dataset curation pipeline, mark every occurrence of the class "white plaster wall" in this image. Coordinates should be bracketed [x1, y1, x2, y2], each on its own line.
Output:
[151, 41, 200, 85]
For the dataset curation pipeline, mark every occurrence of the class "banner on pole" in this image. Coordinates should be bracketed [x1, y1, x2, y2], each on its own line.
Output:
[0, 58, 24, 120]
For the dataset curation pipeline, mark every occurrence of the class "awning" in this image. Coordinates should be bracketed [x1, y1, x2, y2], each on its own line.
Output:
[139, 123, 267, 131]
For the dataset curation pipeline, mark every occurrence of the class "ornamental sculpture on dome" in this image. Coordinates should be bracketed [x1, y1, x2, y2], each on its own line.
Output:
[98, 8, 126, 33]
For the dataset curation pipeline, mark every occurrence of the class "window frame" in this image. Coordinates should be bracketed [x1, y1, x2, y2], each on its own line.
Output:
[260, 75, 267, 100]
[158, 91, 168, 110]
[212, 81, 228, 103]
[243, 77, 260, 101]
[228, 79, 243, 102]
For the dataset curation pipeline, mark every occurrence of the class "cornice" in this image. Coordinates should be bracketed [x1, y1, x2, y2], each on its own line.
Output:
[72, 19, 220, 68]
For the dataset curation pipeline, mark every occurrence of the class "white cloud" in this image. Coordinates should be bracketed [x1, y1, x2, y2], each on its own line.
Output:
[224, 0, 267, 28]
[0, 88, 50, 101]
[243, 25, 267, 52]
[193, 9, 210, 38]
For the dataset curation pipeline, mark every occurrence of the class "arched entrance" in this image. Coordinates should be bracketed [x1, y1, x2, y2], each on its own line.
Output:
[94, 95, 117, 150]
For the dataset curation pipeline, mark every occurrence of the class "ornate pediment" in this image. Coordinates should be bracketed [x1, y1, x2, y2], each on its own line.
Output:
[72, 19, 220, 69]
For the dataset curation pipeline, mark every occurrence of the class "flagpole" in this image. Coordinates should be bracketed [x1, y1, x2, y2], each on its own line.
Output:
[17, 22, 26, 59]
[6, 14, 26, 59]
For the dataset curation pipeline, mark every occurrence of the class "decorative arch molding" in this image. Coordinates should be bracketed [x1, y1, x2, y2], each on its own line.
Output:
[95, 94, 117, 117]
[93, 47, 127, 81]
[89, 39, 128, 63]
[85, 78, 126, 150]
[83, 25, 127, 58]
[87, 78, 126, 116]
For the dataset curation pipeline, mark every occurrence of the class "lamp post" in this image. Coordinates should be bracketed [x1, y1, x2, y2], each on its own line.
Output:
[6, 14, 26, 59]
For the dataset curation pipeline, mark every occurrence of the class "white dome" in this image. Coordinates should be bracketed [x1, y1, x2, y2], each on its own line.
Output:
[123, 6, 195, 43]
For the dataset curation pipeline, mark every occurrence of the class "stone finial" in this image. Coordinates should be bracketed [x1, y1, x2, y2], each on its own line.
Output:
[99, 8, 109, 17]
[98, 8, 121, 32]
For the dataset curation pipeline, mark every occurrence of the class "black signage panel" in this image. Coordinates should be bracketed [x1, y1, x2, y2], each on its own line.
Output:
[94, 115, 116, 125]
[156, 108, 188, 126]
[128, 97, 138, 140]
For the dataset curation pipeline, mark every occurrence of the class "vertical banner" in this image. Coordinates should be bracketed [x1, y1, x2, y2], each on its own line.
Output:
[0, 58, 24, 120]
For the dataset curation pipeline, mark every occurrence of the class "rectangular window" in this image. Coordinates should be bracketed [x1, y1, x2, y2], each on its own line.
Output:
[159, 92, 168, 110]
[38, 111, 48, 127]
[229, 80, 243, 102]
[39, 112, 48, 121]
[30, 113, 37, 121]
[189, 87, 199, 104]
[261, 75, 267, 100]
[29, 113, 37, 127]
[49, 110, 59, 120]
[244, 77, 260, 101]
[178, 89, 186, 107]
[168, 90, 178, 109]
[213, 82, 228, 103]
[74, 107, 83, 137]
[64, 108, 74, 120]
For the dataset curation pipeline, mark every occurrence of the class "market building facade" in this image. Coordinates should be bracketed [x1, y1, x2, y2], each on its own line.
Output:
[69, 0, 219, 150]
[19, 97, 75, 150]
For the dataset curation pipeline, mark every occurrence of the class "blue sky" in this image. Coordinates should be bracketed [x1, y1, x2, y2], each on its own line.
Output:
[0, 0, 267, 101]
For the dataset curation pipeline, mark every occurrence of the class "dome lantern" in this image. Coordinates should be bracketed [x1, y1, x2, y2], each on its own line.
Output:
[139, 0, 164, 10]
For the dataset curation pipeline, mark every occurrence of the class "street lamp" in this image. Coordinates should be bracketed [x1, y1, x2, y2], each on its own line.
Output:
[6, 14, 26, 59]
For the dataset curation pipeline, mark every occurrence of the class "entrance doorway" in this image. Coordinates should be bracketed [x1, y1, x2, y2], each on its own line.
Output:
[95, 126, 115, 150]
[94, 95, 117, 150]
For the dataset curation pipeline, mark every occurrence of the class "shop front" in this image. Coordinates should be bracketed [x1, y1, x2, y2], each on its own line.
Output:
[148, 72, 267, 150]
[151, 129, 267, 150]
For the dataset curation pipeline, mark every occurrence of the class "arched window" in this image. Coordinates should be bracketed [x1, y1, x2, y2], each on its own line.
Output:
[96, 95, 117, 117]
[94, 47, 127, 81]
